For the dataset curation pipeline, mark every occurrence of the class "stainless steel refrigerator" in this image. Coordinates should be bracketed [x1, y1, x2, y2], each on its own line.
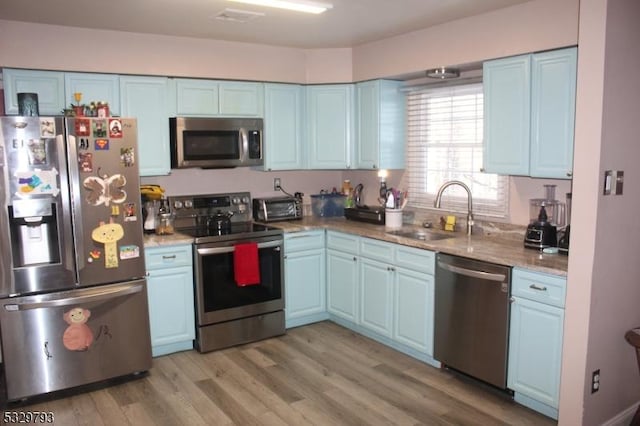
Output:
[0, 116, 152, 401]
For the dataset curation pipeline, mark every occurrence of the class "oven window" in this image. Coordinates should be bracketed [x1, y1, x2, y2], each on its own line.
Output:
[183, 130, 239, 161]
[200, 246, 282, 312]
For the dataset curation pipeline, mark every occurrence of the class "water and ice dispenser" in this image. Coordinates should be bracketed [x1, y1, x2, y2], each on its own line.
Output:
[8, 199, 60, 267]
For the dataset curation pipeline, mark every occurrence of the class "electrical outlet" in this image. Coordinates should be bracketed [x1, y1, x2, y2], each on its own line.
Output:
[591, 369, 600, 393]
[274, 178, 281, 191]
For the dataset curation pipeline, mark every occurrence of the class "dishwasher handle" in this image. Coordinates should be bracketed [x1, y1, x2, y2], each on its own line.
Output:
[437, 261, 507, 282]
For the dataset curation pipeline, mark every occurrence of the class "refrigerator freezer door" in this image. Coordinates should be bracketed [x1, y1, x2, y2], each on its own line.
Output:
[66, 118, 146, 286]
[0, 117, 76, 297]
[0, 280, 152, 401]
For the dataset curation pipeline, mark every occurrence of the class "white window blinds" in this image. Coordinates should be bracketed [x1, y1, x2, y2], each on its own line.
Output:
[405, 83, 509, 218]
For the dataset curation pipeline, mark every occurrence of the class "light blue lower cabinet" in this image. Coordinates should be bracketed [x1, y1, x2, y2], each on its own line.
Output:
[508, 268, 566, 420]
[394, 268, 434, 357]
[326, 248, 359, 323]
[145, 245, 195, 357]
[359, 258, 394, 338]
[284, 241, 328, 327]
[324, 232, 438, 366]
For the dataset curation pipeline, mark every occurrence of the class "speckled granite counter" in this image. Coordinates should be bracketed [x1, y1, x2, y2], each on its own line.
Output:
[143, 232, 194, 247]
[269, 217, 568, 277]
[142, 217, 567, 276]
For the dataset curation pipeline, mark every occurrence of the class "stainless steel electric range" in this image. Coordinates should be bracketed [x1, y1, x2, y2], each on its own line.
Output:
[168, 192, 285, 353]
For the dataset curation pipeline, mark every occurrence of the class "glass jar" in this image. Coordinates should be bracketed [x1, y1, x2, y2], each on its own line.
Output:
[155, 213, 174, 235]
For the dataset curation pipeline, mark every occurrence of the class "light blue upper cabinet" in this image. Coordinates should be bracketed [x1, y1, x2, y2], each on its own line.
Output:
[174, 79, 263, 117]
[120, 76, 172, 176]
[3, 68, 65, 115]
[175, 79, 219, 115]
[263, 83, 305, 170]
[483, 55, 531, 175]
[483, 47, 577, 179]
[219, 81, 264, 117]
[64, 72, 121, 116]
[307, 84, 355, 169]
[355, 80, 406, 170]
[530, 48, 577, 179]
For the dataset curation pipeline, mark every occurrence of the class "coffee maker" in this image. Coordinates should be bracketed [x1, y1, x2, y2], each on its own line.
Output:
[524, 185, 564, 250]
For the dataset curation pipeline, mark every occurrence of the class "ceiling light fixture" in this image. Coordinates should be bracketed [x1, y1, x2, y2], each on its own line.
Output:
[426, 67, 460, 79]
[227, 0, 333, 14]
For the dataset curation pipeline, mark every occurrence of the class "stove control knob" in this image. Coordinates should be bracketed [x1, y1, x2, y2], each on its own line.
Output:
[242, 196, 250, 204]
[184, 200, 193, 209]
[238, 204, 247, 213]
[173, 200, 183, 210]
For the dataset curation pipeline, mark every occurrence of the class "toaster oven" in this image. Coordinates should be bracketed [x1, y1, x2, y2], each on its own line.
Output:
[253, 197, 302, 222]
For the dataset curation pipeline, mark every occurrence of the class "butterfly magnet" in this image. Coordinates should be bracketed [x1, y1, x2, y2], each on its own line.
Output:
[83, 173, 127, 206]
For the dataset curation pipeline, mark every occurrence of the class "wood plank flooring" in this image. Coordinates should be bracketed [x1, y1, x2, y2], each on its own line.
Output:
[5, 321, 556, 425]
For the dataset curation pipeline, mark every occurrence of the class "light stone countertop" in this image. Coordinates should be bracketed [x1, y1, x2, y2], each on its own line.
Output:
[143, 232, 194, 248]
[142, 217, 568, 276]
[270, 217, 568, 277]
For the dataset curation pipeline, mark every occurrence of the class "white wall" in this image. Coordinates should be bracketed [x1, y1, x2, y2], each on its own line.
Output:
[560, 0, 640, 424]
[351, 0, 579, 81]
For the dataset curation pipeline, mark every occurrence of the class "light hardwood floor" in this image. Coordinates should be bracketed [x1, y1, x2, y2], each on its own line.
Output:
[7, 321, 556, 425]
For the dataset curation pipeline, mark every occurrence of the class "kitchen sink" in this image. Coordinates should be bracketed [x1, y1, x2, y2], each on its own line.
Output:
[386, 229, 455, 241]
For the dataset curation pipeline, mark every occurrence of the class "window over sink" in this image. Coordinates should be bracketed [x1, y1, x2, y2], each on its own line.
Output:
[405, 82, 509, 218]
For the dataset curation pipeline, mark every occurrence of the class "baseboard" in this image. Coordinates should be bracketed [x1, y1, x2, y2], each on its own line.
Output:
[602, 402, 637, 426]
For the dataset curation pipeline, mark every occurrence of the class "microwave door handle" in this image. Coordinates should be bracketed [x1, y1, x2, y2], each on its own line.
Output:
[240, 128, 248, 162]
[197, 240, 282, 256]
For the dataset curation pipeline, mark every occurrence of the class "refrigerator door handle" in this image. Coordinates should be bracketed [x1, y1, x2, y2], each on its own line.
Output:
[437, 261, 507, 282]
[2, 282, 143, 311]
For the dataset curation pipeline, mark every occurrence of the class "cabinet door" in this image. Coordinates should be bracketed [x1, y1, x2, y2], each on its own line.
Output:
[64, 73, 120, 116]
[3, 69, 65, 115]
[394, 268, 434, 355]
[355, 80, 405, 170]
[147, 266, 195, 356]
[284, 249, 326, 321]
[326, 249, 359, 322]
[219, 82, 264, 117]
[508, 296, 564, 409]
[120, 76, 171, 176]
[483, 55, 531, 175]
[175, 79, 219, 116]
[307, 85, 354, 169]
[264, 84, 305, 170]
[359, 258, 393, 337]
[530, 47, 577, 179]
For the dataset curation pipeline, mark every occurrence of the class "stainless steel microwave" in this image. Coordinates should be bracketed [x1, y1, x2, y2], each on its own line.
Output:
[170, 117, 263, 169]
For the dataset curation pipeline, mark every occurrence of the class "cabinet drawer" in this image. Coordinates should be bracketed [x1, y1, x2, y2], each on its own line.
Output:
[285, 230, 325, 252]
[360, 238, 394, 264]
[395, 245, 435, 275]
[512, 268, 566, 308]
[145, 245, 193, 270]
[326, 231, 359, 254]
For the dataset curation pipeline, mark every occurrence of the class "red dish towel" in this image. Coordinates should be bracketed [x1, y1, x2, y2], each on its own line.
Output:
[234, 243, 261, 286]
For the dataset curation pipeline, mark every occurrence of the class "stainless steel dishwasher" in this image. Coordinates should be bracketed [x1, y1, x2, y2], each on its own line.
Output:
[434, 253, 511, 390]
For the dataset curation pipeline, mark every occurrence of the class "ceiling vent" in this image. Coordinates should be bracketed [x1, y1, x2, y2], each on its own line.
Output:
[215, 8, 265, 23]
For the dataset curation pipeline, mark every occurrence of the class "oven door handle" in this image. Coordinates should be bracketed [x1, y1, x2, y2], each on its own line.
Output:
[197, 240, 282, 256]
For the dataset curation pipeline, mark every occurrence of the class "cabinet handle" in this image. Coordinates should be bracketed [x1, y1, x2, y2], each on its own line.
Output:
[283, 255, 288, 259]
[162, 255, 177, 260]
[510, 297, 516, 303]
[480, 167, 485, 172]
[529, 284, 548, 292]
[567, 171, 573, 177]
[353, 257, 357, 261]
[387, 266, 396, 272]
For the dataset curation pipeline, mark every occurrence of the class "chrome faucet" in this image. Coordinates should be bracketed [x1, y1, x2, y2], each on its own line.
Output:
[434, 180, 474, 236]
